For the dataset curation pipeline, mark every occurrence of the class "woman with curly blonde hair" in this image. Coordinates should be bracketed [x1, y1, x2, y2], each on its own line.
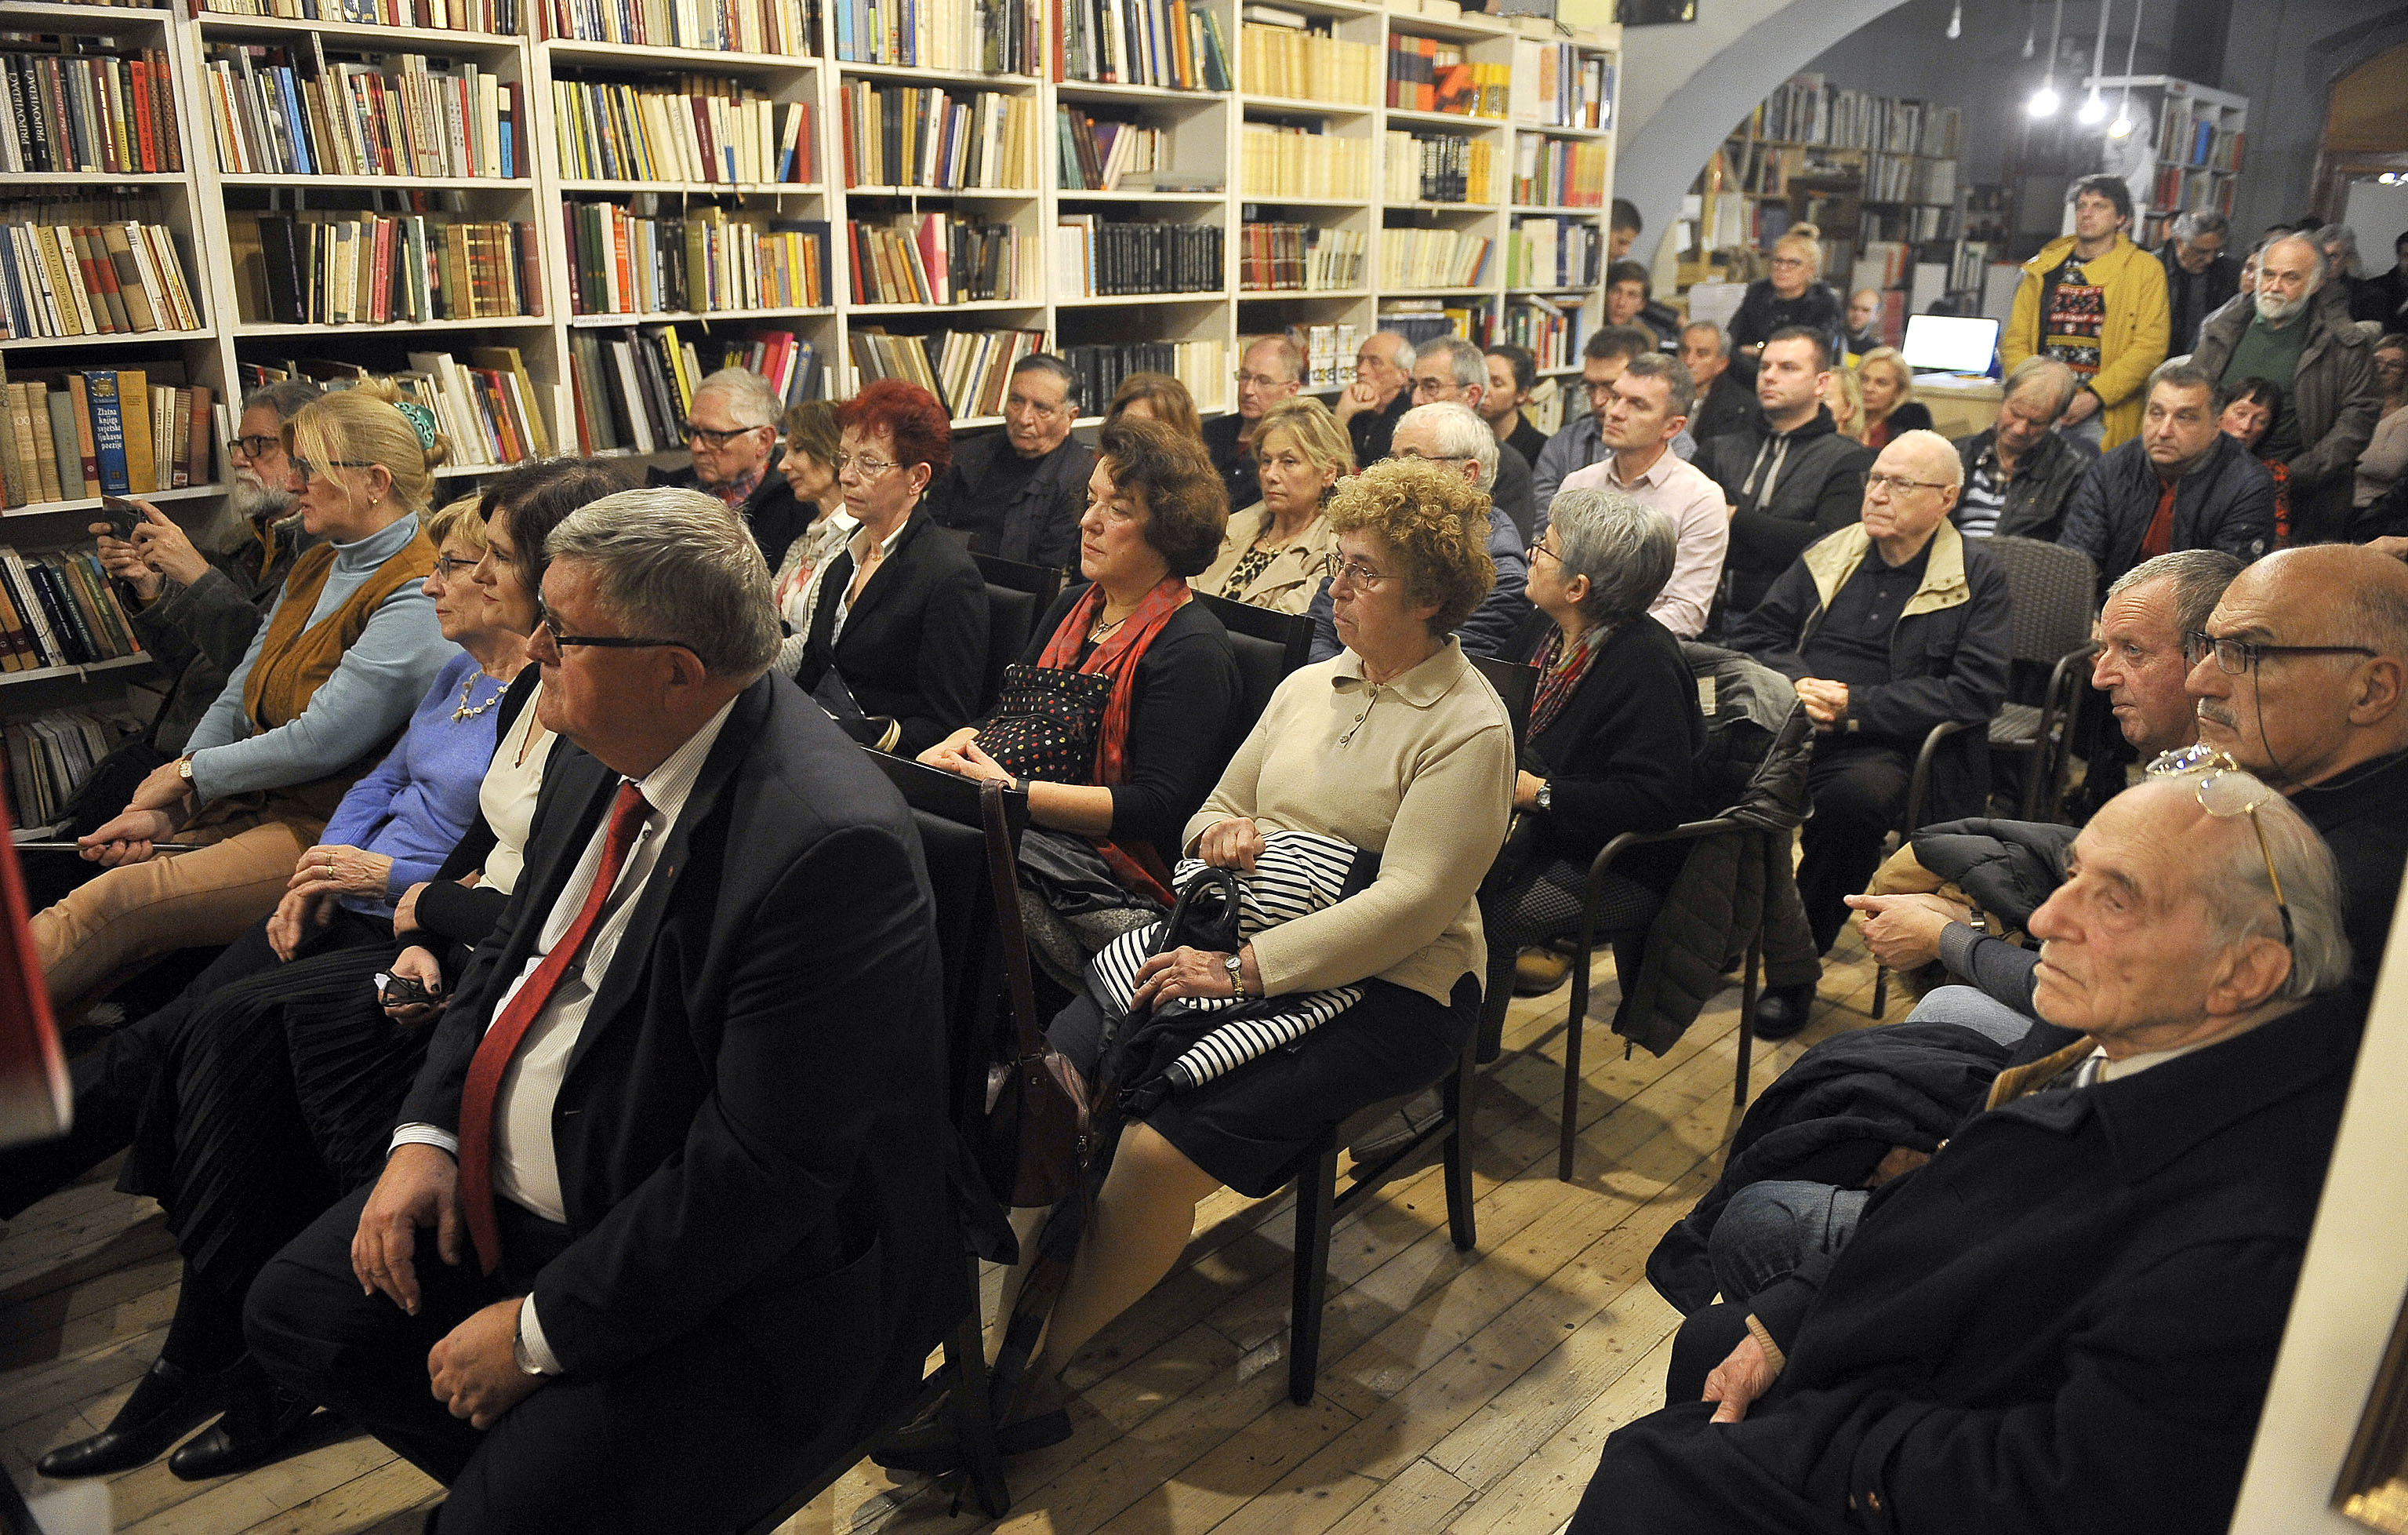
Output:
[878, 456, 1516, 1472]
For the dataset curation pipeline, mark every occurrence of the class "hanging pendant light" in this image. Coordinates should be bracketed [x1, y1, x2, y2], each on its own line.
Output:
[2078, 0, 2112, 123]
[1948, 0, 1963, 39]
[2028, 0, 2066, 117]
[2106, 0, 2145, 137]
[2023, 0, 2038, 57]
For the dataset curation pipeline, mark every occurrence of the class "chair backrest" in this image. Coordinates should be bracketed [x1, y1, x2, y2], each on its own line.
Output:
[972, 551, 1066, 610]
[1467, 653, 1538, 751]
[1189, 591, 1313, 747]
[1191, 589, 1314, 674]
[1982, 536, 2098, 666]
[980, 584, 1041, 712]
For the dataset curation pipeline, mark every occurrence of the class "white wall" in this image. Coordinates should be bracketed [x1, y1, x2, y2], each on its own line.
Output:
[2343, 180, 2408, 270]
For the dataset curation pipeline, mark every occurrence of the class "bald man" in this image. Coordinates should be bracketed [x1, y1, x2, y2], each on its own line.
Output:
[1843, 287, 1882, 360]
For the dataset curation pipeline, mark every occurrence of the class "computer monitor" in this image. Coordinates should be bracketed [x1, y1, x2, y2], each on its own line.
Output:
[1901, 315, 2000, 376]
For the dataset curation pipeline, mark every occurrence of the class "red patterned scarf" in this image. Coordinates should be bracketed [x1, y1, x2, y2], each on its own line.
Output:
[1037, 575, 1190, 902]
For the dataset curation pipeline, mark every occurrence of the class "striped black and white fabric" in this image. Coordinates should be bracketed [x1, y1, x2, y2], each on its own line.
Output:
[1087, 831, 1370, 1093]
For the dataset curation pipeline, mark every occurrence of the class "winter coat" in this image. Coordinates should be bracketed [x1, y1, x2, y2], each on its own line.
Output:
[2058, 431, 2275, 587]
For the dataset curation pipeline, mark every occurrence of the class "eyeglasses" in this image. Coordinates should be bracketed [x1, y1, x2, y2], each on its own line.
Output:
[2145, 746, 2294, 948]
[227, 434, 279, 462]
[833, 453, 900, 480]
[1528, 539, 1561, 566]
[1864, 471, 1952, 497]
[1320, 551, 1389, 588]
[1233, 370, 1292, 389]
[430, 555, 481, 581]
[2182, 631, 2379, 675]
[1580, 379, 1618, 398]
[682, 421, 767, 448]
[1769, 256, 1811, 271]
[537, 603, 681, 652]
[1390, 449, 1469, 465]
[289, 456, 374, 485]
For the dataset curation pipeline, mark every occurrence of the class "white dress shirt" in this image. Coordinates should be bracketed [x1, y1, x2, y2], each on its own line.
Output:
[391, 696, 738, 1373]
[1558, 447, 1731, 638]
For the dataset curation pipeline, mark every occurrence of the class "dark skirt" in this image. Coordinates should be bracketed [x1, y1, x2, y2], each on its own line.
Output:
[1049, 973, 1476, 1199]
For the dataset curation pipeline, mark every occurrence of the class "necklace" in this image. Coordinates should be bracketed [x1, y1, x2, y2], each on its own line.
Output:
[452, 671, 503, 723]
[1089, 611, 1129, 642]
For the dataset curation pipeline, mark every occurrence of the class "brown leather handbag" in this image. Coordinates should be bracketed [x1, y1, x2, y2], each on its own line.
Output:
[976, 779, 1093, 1209]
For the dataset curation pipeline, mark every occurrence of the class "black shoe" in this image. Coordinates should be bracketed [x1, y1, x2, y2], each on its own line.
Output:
[37, 1357, 242, 1479]
[167, 1378, 317, 1481]
[870, 1399, 1072, 1475]
[1749, 984, 1818, 1042]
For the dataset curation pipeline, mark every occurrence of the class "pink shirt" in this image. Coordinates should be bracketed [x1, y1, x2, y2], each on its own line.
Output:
[1559, 448, 1730, 638]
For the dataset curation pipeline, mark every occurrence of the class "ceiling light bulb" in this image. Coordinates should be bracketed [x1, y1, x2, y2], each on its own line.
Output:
[1948, 0, 1962, 38]
[2078, 92, 2107, 124]
[2028, 85, 2061, 117]
[2107, 115, 2132, 138]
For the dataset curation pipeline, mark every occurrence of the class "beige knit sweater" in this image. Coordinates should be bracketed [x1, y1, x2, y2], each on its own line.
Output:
[1186, 638, 1515, 1006]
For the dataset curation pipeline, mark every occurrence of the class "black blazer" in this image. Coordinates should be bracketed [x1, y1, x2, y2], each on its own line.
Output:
[397, 672, 956, 1426]
[794, 511, 990, 755]
[1511, 610, 1703, 886]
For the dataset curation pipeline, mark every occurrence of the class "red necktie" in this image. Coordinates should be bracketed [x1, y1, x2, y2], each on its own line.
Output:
[455, 780, 650, 1275]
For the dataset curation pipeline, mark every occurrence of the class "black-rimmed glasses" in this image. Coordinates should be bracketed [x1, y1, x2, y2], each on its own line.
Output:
[538, 603, 681, 652]
[2182, 631, 2379, 674]
[681, 421, 768, 448]
[289, 456, 374, 484]
[2145, 745, 2294, 948]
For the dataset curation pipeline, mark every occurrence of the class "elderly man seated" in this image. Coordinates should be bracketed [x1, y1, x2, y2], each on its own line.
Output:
[1572, 767, 2360, 1535]
[1728, 429, 2012, 1028]
[924, 353, 1097, 570]
[2058, 361, 2275, 588]
[646, 367, 811, 569]
[1949, 356, 2093, 542]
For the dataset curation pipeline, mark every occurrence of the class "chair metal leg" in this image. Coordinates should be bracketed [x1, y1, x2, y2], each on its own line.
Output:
[1735, 927, 1761, 1106]
[1557, 983, 1585, 1183]
[1288, 1144, 1341, 1406]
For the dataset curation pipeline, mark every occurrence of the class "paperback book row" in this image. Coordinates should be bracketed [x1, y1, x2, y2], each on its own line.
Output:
[1509, 40, 1610, 132]
[1055, 109, 1166, 194]
[0, 546, 141, 671]
[1052, 217, 1219, 299]
[241, 350, 552, 467]
[833, 0, 1038, 76]
[848, 326, 1057, 422]
[1750, 75, 1959, 158]
[543, 0, 806, 53]
[1511, 136, 1606, 208]
[565, 326, 819, 456]
[1, 45, 186, 175]
[1238, 223, 1364, 292]
[0, 216, 202, 340]
[1237, 17, 1376, 106]
[1505, 216, 1600, 289]
[1383, 37, 1505, 119]
[0, 366, 212, 506]
[1862, 151, 1955, 206]
[2150, 165, 2237, 218]
[234, 212, 539, 325]
[4, 707, 140, 833]
[202, 43, 525, 180]
[202, 0, 521, 35]
[837, 83, 1039, 191]
[1378, 297, 1484, 350]
[1054, 0, 1230, 91]
[1060, 337, 1226, 417]
[848, 214, 1025, 306]
[1501, 293, 1575, 368]
[2156, 96, 2242, 171]
[1383, 131, 1492, 205]
[564, 202, 827, 316]
[1288, 319, 1356, 387]
[1240, 125, 1367, 202]
[551, 78, 815, 187]
[1378, 227, 1488, 290]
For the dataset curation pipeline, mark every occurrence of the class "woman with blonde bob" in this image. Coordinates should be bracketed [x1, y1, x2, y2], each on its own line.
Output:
[1824, 363, 1869, 443]
[1196, 395, 1355, 613]
[881, 456, 1516, 1471]
[36, 381, 456, 1003]
[1857, 345, 1934, 450]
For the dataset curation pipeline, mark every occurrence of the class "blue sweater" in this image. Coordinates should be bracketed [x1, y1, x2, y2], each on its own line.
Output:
[315, 650, 508, 918]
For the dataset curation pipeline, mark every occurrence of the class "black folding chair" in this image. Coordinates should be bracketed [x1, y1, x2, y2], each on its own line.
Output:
[972, 554, 1069, 712]
[1981, 537, 2100, 821]
[1190, 591, 1314, 749]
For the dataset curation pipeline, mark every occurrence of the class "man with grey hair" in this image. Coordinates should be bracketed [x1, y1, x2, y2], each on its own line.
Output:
[1204, 334, 1305, 516]
[927, 352, 1096, 569]
[1949, 355, 2093, 542]
[1585, 766, 2365, 1535]
[2193, 231, 2382, 544]
[249, 486, 959, 1532]
[1337, 329, 1416, 467]
[1410, 333, 1536, 538]
[648, 366, 812, 569]
[2157, 208, 2238, 353]
[1557, 351, 1726, 637]
[1678, 320, 1755, 442]
[2060, 359, 2275, 587]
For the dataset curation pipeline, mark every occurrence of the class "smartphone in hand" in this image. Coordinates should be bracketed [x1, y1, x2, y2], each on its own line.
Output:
[98, 497, 144, 542]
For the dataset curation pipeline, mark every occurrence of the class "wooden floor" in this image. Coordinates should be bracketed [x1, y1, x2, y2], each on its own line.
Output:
[0, 935, 1903, 1535]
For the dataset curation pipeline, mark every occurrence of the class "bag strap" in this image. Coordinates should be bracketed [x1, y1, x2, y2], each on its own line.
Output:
[979, 779, 1044, 1066]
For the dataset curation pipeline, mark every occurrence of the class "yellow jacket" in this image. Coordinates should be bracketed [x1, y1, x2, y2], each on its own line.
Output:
[2002, 233, 2170, 449]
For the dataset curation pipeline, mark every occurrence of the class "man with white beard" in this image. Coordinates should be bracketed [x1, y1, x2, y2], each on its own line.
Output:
[2192, 231, 2382, 544]
[67, 380, 321, 841]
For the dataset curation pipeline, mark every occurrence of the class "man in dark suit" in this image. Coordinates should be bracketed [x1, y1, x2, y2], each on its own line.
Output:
[924, 354, 1096, 571]
[245, 489, 957, 1533]
[1571, 769, 2362, 1535]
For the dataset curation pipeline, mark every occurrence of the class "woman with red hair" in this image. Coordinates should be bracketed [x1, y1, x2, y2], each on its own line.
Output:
[790, 378, 990, 751]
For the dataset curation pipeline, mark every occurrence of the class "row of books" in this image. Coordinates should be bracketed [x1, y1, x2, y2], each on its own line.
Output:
[274, 349, 549, 467]
[543, 0, 805, 53]
[2, 48, 185, 176]
[1384, 131, 1493, 204]
[1751, 75, 1959, 158]
[1853, 203, 1952, 246]
[1238, 20, 1376, 106]
[235, 212, 539, 326]
[848, 326, 1051, 422]
[1, 371, 212, 505]
[550, 78, 814, 187]
[3, 708, 136, 832]
[201, 43, 524, 180]
[1375, 299, 1480, 353]
[1237, 223, 1364, 293]
[563, 202, 828, 316]
[837, 83, 1040, 192]
[1862, 150, 1956, 206]
[202, 0, 520, 33]
[848, 215, 1024, 306]
[1504, 217, 1600, 290]
[1511, 135, 1606, 208]
[1288, 319, 1356, 387]
[1378, 227, 1487, 290]
[1061, 338, 1225, 417]
[1056, 108, 1164, 193]
[0, 546, 140, 671]
[0, 217, 202, 341]
[2156, 98, 2242, 172]
[1240, 124, 1367, 202]
[1511, 40, 1610, 132]
[1051, 217, 1219, 299]
[1055, 0, 1229, 91]
[1384, 38, 1505, 119]
[832, 0, 1038, 75]
[565, 326, 819, 456]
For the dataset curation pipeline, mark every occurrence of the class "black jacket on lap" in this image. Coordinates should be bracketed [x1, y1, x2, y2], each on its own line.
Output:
[794, 511, 990, 756]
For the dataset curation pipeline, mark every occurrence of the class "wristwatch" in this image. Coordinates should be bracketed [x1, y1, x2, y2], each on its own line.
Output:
[1223, 951, 1248, 998]
[1534, 780, 1553, 812]
[176, 754, 195, 783]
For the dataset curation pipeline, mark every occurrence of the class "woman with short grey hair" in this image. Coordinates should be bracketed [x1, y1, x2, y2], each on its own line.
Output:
[1474, 488, 1706, 1056]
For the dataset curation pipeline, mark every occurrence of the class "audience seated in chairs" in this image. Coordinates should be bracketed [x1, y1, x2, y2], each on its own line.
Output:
[788, 378, 990, 754]
[1576, 769, 2359, 1535]
[1205, 336, 1306, 517]
[1306, 402, 1531, 661]
[1556, 351, 1729, 638]
[1338, 330, 1417, 471]
[645, 366, 812, 569]
[1409, 335, 1538, 540]
[921, 415, 1240, 982]
[1950, 357, 2091, 542]
[1533, 326, 1698, 517]
[1697, 327, 1877, 620]
[878, 456, 1513, 1475]
[1105, 370, 1202, 439]
[245, 488, 960, 1535]
[1822, 362, 1866, 445]
[2221, 375, 2298, 543]
[1196, 395, 1352, 613]
[1727, 429, 2012, 1031]
[2058, 361, 2277, 587]
[1477, 489, 1702, 1060]
[1679, 322, 1758, 446]
[35, 382, 455, 1008]
[924, 354, 1098, 570]
[764, 398, 846, 638]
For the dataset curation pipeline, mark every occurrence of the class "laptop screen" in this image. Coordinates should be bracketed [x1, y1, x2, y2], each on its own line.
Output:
[1901, 315, 2000, 374]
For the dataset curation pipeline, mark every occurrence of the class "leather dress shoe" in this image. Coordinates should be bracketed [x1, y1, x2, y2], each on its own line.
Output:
[1513, 947, 1573, 996]
[871, 1396, 1072, 1475]
[1749, 983, 1818, 1042]
[38, 1357, 242, 1479]
[168, 1380, 317, 1481]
